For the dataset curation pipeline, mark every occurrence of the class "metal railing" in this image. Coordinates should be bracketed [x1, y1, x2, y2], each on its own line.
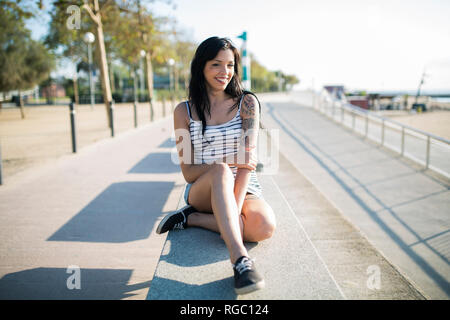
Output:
[313, 90, 450, 179]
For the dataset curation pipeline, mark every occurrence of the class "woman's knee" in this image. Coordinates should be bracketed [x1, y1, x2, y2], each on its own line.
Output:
[259, 213, 276, 240]
[243, 208, 276, 242]
[210, 163, 234, 183]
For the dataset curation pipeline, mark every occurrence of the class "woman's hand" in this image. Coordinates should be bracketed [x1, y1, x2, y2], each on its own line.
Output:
[230, 145, 258, 171]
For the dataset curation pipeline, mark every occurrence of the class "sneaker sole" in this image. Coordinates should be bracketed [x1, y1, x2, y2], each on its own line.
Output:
[234, 279, 265, 295]
[156, 205, 191, 234]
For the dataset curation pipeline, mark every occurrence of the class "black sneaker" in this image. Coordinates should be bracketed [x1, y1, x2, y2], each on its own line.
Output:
[233, 256, 265, 295]
[156, 205, 196, 234]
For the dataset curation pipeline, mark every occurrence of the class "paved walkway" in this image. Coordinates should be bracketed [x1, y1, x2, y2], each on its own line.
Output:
[0, 117, 182, 299]
[148, 151, 423, 299]
[260, 91, 450, 299]
[0, 92, 432, 299]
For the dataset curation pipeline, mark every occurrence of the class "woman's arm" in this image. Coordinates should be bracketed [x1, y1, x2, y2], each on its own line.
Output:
[173, 103, 213, 184]
[233, 94, 260, 213]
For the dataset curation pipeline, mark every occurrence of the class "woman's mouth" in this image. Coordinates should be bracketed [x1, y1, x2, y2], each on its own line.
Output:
[215, 77, 228, 84]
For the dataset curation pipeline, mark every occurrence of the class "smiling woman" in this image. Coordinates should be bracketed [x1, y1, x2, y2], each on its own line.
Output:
[204, 51, 235, 88]
[156, 36, 276, 296]
[188, 37, 244, 136]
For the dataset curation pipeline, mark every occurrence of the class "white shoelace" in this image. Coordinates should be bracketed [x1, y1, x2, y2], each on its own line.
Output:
[234, 257, 254, 275]
[173, 212, 186, 230]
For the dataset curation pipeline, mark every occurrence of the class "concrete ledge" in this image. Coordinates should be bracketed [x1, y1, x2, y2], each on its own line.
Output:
[147, 176, 345, 300]
[146, 104, 425, 300]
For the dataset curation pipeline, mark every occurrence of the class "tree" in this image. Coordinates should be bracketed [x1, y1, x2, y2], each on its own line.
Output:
[46, 1, 91, 105]
[47, 0, 175, 124]
[170, 27, 196, 93]
[113, 0, 175, 119]
[47, 0, 117, 126]
[0, 1, 55, 117]
[281, 73, 300, 91]
[249, 54, 300, 93]
[81, 0, 114, 126]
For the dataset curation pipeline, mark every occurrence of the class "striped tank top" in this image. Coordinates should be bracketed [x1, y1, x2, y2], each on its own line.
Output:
[185, 95, 262, 198]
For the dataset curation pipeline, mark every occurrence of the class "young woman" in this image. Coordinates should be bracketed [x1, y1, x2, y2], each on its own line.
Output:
[156, 36, 276, 295]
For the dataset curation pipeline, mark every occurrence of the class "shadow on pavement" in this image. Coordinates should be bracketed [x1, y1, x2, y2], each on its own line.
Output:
[47, 181, 174, 243]
[157, 138, 176, 149]
[147, 228, 258, 299]
[161, 228, 230, 266]
[148, 276, 236, 300]
[128, 152, 179, 174]
[0, 267, 150, 299]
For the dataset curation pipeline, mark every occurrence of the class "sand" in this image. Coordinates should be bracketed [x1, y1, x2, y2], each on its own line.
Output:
[381, 110, 450, 141]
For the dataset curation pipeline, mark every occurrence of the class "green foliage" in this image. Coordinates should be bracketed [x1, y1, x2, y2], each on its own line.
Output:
[0, 2, 55, 92]
[45, 1, 93, 62]
[40, 1, 298, 98]
[249, 54, 299, 93]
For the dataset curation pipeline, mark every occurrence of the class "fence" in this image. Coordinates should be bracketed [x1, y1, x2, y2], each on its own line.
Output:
[314, 90, 450, 180]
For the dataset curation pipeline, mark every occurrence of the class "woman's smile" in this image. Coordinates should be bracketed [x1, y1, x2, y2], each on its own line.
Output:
[215, 76, 229, 84]
[204, 48, 235, 90]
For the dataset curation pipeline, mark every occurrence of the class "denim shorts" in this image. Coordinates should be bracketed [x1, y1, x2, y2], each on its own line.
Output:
[184, 183, 193, 205]
[183, 183, 262, 206]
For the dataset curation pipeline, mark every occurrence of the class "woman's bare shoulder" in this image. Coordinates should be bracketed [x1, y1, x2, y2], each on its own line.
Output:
[241, 93, 259, 118]
[174, 101, 190, 127]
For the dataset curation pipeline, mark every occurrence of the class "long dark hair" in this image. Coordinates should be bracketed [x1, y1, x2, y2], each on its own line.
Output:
[188, 36, 244, 135]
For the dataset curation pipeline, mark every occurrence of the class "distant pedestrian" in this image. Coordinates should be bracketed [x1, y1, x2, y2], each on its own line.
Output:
[156, 36, 276, 295]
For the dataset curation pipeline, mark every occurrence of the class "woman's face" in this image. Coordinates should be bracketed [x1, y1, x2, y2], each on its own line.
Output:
[203, 48, 235, 92]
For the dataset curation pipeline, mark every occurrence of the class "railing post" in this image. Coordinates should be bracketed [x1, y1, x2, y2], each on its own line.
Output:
[332, 100, 335, 119]
[365, 113, 369, 138]
[401, 127, 405, 156]
[149, 99, 154, 122]
[69, 102, 77, 153]
[426, 136, 431, 169]
[381, 118, 385, 146]
[312, 91, 316, 109]
[0, 142, 3, 185]
[109, 100, 115, 137]
[133, 101, 138, 128]
[162, 97, 166, 118]
[352, 112, 356, 131]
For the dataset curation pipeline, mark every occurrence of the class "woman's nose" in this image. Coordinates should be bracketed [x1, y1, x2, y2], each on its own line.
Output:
[219, 65, 228, 74]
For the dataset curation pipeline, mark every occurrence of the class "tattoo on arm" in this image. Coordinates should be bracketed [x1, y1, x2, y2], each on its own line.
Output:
[242, 117, 255, 130]
[242, 95, 256, 117]
[241, 94, 259, 151]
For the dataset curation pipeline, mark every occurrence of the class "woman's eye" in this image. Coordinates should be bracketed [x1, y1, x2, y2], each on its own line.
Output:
[211, 63, 234, 67]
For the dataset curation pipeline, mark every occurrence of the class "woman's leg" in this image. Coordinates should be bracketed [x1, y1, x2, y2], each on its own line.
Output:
[188, 212, 245, 240]
[188, 192, 276, 243]
[240, 196, 276, 242]
[186, 163, 247, 264]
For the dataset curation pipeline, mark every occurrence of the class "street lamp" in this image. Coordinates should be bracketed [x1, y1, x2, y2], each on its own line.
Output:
[168, 58, 175, 91]
[139, 50, 146, 101]
[83, 32, 95, 109]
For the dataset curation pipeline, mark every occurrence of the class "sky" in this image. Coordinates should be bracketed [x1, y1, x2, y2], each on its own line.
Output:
[28, 0, 450, 93]
[151, 0, 450, 92]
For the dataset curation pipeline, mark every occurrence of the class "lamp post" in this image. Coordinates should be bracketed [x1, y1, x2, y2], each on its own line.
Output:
[131, 69, 138, 128]
[83, 32, 95, 110]
[168, 58, 175, 91]
[139, 50, 146, 102]
[168, 58, 175, 112]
